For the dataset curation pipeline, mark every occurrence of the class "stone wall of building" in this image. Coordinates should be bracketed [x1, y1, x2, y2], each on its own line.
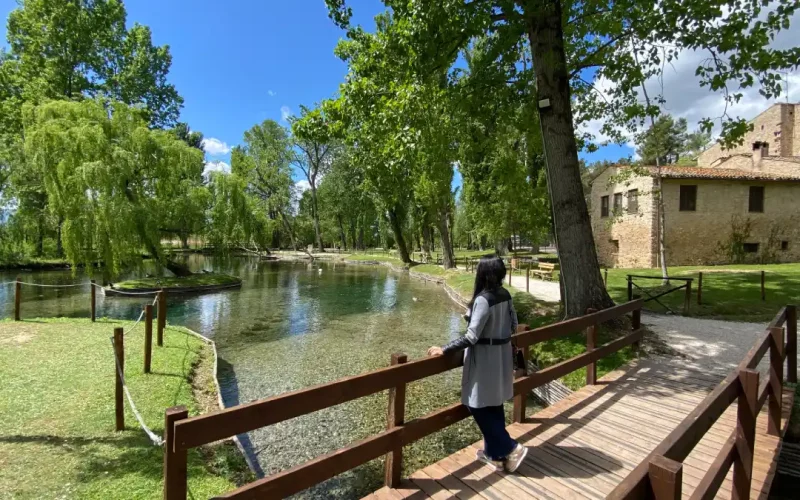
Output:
[698, 104, 798, 167]
[590, 167, 657, 268]
[661, 179, 800, 266]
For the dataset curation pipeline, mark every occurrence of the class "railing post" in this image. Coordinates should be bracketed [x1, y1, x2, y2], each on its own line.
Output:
[761, 271, 766, 302]
[733, 369, 759, 500]
[513, 324, 529, 424]
[114, 327, 124, 431]
[627, 275, 633, 301]
[90, 280, 96, 322]
[526, 265, 530, 293]
[384, 353, 407, 488]
[632, 306, 642, 353]
[788, 305, 797, 384]
[157, 289, 166, 347]
[768, 326, 784, 436]
[163, 406, 189, 500]
[648, 455, 683, 500]
[586, 309, 597, 385]
[14, 276, 21, 321]
[604, 268, 608, 286]
[683, 279, 692, 316]
[697, 272, 703, 306]
[144, 304, 153, 374]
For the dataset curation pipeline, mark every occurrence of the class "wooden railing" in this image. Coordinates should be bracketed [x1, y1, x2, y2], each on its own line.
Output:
[162, 299, 644, 499]
[609, 304, 798, 500]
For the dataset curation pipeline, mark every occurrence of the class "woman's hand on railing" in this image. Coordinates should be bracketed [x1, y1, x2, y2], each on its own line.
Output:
[427, 346, 444, 356]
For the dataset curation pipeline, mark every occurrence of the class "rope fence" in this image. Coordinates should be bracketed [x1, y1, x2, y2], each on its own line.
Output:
[4, 276, 170, 447]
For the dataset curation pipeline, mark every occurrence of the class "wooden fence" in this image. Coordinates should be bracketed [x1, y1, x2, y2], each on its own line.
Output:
[609, 304, 797, 500]
[162, 299, 645, 499]
[627, 275, 694, 315]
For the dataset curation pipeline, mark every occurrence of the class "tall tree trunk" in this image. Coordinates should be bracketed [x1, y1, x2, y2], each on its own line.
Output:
[421, 225, 433, 262]
[387, 207, 412, 263]
[180, 233, 189, 249]
[337, 215, 347, 251]
[310, 186, 324, 252]
[36, 215, 44, 257]
[56, 219, 64, 258]
[358, 219, 365, 250]
[349, 219, 357, 250]
[278, 210, 299, 252]
[526, 1, 614, 316]
[437, 209, 456, 269]
[495, 239, 508, 257]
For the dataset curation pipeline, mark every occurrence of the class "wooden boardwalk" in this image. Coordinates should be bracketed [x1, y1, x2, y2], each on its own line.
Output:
[368, 360, 794, 500]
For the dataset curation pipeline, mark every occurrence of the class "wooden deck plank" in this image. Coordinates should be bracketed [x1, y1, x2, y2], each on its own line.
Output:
[365, 360, 792, 500]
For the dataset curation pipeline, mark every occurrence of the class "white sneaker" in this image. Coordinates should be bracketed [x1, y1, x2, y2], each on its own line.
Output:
[475, 450, 504, 472]
[504, 443, 528, 473]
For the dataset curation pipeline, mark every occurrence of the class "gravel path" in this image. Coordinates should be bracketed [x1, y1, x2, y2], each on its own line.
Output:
[641, 312, 770, 374]
[508, 274, 561, 302]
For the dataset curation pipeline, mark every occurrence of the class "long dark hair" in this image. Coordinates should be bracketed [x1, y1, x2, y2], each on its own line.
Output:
[469, 255, 506, 308]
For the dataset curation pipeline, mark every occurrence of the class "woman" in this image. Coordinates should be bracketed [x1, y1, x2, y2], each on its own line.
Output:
[427, 255, 528, 473]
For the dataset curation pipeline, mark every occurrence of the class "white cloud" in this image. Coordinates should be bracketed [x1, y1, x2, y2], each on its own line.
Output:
[201, 138, 231, 156]
[580, 8, 800, 151]
[203, 161, 231, 177]
[281, 106, 292, 123]
[295, 180, 311, 194]
[267, 90, 277, 97]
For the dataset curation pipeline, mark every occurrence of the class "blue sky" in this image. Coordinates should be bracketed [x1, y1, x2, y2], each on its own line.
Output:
[13, 0, 786, 186]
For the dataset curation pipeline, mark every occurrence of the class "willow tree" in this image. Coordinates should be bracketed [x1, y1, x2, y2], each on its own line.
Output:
[23, 99, 204, 277]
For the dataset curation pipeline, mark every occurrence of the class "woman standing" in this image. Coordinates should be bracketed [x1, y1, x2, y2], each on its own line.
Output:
[427, 255, 528, 472]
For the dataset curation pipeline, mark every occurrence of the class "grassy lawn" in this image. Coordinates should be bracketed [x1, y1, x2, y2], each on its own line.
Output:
[0, 318, 248, 499]
[114, 273, 241, 290]
[606, 263, 800, 322]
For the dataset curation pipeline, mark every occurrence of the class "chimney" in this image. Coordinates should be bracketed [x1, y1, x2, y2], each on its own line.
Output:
[752, 141, 768, 169]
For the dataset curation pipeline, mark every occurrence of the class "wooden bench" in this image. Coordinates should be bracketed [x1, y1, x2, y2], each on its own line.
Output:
[532, 262, 557, 280]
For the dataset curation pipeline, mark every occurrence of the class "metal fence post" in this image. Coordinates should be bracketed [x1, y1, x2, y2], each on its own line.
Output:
[114, 327, 124, 431]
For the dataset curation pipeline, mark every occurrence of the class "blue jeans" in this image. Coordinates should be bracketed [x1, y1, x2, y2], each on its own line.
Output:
[469, 405, 517, 460]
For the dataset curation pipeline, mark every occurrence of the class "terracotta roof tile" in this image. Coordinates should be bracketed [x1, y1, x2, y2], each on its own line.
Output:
[642, 165, 800, 181]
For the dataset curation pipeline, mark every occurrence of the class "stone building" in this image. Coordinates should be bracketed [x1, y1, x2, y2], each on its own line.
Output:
[590, 103, 800, 268]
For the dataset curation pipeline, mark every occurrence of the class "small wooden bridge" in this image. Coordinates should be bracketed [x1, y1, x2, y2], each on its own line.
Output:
[161, 301, 797, 500]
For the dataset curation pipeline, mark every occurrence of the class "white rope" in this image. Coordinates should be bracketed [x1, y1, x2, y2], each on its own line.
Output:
[152, 295, 159, 307]
[110, 337, 164, 446]
[123, 309, 147, 336]
[16, 281, 90, 288]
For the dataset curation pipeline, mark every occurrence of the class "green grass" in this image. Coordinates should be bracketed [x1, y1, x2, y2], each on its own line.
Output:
[0, 318, 247, 498]
[114, 273, 241, 290]
[606, 263, 800, 322]
[344, 253, 400, 263]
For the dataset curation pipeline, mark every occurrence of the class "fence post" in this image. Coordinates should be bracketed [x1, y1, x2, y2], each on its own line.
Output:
[163, 406, 189, 500]
[384, 353, 407, 488]
[144, 304, 153, 374]
[526, 266, 530, 293]
[114, 327, 124, 431]
[761, 271, 766, 302]
[768, 326, 784, 436]
[697, 272, 703, 306]
[90, 280, 96, 322]
[513, 324, 529, 424]
[627, 275, 633, 301]
[648, 455, 683, 500]
[508, 268, 512, 285]
[604, 268, 608, 286]
[157, 289, 166, 347]
[632, 306, 642, 354]
[733, 368, 759, 500]
[788, 305, 797, 384]
[586, 310, 597, 385]
[683, 279, 692, 316]
[14, 276, 22, 321]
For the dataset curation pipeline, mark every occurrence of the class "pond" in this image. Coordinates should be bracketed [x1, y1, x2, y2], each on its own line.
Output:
[1, 256, 531, 498]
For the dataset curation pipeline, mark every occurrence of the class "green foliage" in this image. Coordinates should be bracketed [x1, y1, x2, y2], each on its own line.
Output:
[171, 122, 204, 151]
[22, 99, 205, 277]
[635, 115, 688, 165]
[717, 215, 754, 264]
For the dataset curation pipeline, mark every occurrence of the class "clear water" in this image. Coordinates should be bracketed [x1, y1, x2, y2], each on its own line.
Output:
[1, 256, 518, 498]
